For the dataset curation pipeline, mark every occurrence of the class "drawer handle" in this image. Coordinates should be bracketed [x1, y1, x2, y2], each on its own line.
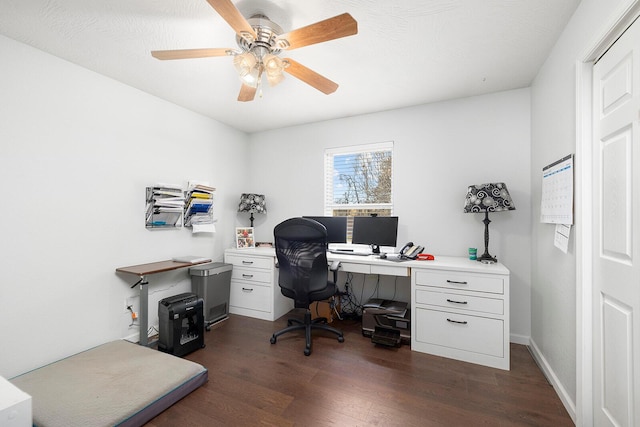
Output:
[242, 274, 254, 278]
[446, 298, 468, 305]
[241, 287, 254, 292]
[447, 318, 468, 325]
[242, 261, 254, 265]
[446, 279, 468, 285]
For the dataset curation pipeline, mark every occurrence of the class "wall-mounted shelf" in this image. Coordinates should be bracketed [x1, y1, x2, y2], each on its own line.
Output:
[184, 184, 215, 227]
[145, 186, 184, 228]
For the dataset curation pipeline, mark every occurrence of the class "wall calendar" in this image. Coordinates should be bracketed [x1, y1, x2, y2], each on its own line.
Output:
[541, 154, 574, 224]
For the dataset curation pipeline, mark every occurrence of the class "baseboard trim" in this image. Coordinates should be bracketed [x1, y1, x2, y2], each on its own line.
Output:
[528, 338, 577, 424]
[510, 333, 530, 345]
[123, 332, 139, 343]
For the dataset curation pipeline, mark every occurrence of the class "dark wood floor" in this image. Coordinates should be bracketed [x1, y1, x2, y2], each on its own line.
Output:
[147, 312, 573, 426]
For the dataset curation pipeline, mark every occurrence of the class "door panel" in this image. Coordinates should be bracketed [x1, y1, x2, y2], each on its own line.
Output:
[601, 53, 633, 115]
[592, 16, 640, 427]
[601, 294, 633, 425]
[601, 126, 632, 262]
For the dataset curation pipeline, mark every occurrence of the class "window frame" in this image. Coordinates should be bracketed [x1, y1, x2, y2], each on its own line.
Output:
[324, 141, 394, 217]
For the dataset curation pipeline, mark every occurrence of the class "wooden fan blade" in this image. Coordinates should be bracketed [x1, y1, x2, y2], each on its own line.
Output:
[238, 83, 257, 102]
[151, 48, 232, 60]
[206, 0, 257, 40]
[276, 13, 357, 50]
[283, 58, 338, 95]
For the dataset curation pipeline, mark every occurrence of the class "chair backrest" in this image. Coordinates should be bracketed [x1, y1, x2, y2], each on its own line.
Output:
[274, 217, 329, 308]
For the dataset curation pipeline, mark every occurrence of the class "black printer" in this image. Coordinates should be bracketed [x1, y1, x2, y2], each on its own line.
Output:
[362, 299, 411, 345]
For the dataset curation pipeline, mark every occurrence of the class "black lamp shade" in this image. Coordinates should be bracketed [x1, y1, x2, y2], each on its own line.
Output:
[464, 183, 515, 213]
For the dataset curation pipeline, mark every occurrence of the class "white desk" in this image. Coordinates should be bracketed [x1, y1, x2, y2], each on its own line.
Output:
[223, 248, 510, 369]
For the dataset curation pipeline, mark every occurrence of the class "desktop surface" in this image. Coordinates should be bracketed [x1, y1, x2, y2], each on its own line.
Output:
[225, 247, 509, 276]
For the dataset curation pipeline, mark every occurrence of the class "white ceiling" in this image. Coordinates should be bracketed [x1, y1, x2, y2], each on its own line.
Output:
[0, 0, 581, 133]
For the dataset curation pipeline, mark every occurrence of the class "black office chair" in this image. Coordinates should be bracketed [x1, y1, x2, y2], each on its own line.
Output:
[270, 217, 344, 356]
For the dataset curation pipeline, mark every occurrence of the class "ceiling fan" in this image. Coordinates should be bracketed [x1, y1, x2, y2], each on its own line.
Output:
[151, 0, 358, 102]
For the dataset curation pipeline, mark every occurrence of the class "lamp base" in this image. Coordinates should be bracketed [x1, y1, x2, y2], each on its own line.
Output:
[477, 252, 497, 263]
[478, 211, 497, 263]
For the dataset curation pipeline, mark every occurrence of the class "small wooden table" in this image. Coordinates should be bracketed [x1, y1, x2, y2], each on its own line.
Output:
[116, 259, 211, 346]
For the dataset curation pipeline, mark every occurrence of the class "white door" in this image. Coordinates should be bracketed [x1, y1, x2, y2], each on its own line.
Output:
[592, 17, 640, 427]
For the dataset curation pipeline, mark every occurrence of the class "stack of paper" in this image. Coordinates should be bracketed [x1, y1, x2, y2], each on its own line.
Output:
[184, 183, 215, 228]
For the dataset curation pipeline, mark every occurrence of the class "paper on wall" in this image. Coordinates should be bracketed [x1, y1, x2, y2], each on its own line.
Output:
[554, 224, 571, 253]
[192, 223, 215, 234]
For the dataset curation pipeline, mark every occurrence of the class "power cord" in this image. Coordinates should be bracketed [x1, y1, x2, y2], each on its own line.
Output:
[332, 296, 343, 321]
[365, 274, 381, 302]
[126, 305, 138, 327]
[338, 273, 364, 319]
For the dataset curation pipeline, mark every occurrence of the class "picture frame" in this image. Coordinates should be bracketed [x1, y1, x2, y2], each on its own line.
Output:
[236, 227, 255, 248]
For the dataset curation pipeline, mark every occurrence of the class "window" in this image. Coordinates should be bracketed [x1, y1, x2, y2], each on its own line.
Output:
[324, 142, 393, 238]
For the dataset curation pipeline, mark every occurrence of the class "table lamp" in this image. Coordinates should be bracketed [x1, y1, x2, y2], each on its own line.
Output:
[463, 183, 515, 263]
[238, 193, 267, 227]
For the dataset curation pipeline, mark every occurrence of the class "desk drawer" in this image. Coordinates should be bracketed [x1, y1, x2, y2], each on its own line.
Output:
[338, 262, 410, 276]
[415, 307, 504, 358]
[339, 262, 370, 275]
[229, 280, 270, 313]
[371, 264, 410, 277]
[415, 289, 503, 315]
[226, 254, 273, 270]
[414, 270, 503, 294]
[231, 267, 271, 284]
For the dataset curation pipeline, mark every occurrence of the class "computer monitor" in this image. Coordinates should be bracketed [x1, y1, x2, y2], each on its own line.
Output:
[303, 216, 348, 244]
[351, 216, 399, 252]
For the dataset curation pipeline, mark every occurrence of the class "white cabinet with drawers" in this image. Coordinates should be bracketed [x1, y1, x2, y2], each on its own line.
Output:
[411, 256, 510, 370]
[224, 248, 293, 321]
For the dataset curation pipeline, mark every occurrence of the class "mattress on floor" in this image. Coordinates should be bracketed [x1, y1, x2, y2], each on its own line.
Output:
[10, 340, 208, 427]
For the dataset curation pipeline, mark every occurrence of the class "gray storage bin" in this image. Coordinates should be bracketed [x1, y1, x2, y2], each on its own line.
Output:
[189, 262, 232, 329]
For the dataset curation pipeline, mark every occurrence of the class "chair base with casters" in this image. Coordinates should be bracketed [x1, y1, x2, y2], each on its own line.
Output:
[270, 308, 344, 356]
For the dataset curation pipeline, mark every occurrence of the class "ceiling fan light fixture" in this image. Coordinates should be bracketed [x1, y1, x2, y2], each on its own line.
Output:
[241, 66, 261, 88]
[233, 52, 260, 87]
[263, 54, 285, 87]
[233, 52, 256, 76]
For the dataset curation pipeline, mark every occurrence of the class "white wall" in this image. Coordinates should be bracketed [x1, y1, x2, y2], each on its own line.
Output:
[0, 35, 248, 378]
[530, 0, 629, 417]
[247, 88, 532, 341]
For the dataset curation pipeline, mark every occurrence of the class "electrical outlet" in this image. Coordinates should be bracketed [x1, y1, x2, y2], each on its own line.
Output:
[124, 298, 135, 313]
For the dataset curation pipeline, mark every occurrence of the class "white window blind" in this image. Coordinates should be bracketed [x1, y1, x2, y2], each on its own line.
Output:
[324, 141, 394, 218]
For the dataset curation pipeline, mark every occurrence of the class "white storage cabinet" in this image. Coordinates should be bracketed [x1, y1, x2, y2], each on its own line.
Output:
[411, 257, 510, 370]
[224, 248, 293, 321]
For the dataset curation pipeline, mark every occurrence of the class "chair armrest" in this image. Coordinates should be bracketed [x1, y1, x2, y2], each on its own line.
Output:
[329, 260, 341, 284]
